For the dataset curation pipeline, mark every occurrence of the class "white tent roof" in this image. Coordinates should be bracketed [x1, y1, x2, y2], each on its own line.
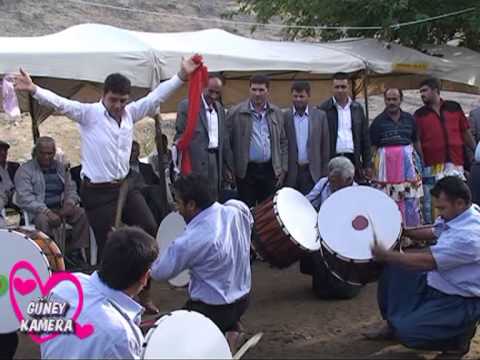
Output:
[131, 28, 366, 78]
[423, 44, 480, 88]
[322, 38, 480, 89]
[0, 23, 163, 89]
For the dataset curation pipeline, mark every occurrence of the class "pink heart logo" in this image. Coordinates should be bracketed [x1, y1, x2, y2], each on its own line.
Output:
[13, 277, 37, 295]
[9, 260, 94, 344]
[75, 323, 94, 339]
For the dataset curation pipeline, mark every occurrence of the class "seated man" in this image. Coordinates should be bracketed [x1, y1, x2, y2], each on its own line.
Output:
[369, 176, 480, 358]
[129, 140, 169, 223]
[14, 136, 90, 268]
[301, 156, 363, 299]
[0, 140, 18, 208]
[0, 178, 8, 228]
[41, 227, 159, 359]
[151, 174, 252, 341]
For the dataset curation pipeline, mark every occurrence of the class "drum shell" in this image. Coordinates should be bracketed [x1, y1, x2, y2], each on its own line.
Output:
[320, 239, 396, 286]
[15, 228, 65, 272]
[252, 197, 306, 268]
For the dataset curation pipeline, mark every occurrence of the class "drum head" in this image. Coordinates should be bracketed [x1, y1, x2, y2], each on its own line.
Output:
[142, 310, 232, 359]
[318, 186, 401, 261]
[274, 188, 319, 251]
[0, 230, 51, 333]
[156, 212, 190, 287]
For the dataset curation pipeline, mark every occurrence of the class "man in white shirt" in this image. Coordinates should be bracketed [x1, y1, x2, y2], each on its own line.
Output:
[319, 72, 372, 182]
[301, 156, 363, 299]
[41, 227, 159, 359]
[151, 174, 252, 339]
[174, 73, 227, 200]
[13, 56, 199, 262]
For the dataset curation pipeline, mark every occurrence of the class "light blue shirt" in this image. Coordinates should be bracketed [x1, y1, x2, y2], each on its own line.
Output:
[152, 200, 253, 305]
[293, 106, 310, 164]
[248, 102, 271, 163]
[41, 272, 144, 359]
[475, 142, 480, 162]
[306, 177, 357, 210]
[428, 205, 480, 297]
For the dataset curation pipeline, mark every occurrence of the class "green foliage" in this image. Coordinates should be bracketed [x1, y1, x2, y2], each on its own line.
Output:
[237, 0, 480, 50]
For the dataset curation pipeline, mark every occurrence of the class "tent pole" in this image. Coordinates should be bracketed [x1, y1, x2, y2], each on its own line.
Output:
[363, 69, 370, 122]
[153, 113, 171, 221]
[28, 93, 40, 143]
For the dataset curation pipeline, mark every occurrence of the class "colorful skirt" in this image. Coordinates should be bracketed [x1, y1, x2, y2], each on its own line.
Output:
[422, 162, 465, 224]
[373, 144, 423, 227]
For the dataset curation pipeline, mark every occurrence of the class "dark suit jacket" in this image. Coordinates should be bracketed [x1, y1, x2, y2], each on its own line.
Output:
[319, 97, 372, 170]
[284, 106, 330, 186]
[174, 97, 226, 191]
[139, 163, 159, 185]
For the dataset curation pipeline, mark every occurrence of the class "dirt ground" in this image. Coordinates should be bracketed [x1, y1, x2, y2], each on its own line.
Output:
[11, 262, 480, 359]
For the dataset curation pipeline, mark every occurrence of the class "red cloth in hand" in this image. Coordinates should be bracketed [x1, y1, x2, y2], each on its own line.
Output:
[176, 55, 208, 175]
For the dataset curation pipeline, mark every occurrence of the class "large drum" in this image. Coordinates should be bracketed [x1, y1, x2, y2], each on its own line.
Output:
[141, 310, 232, 359]
[156, 212, 190, 288]
[0, 229, 63, 333]
[252, 187, 319, 268]
[317, 186, 402, 286]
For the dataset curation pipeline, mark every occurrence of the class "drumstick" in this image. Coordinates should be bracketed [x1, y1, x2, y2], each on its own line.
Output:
[233, 332, 263, 360]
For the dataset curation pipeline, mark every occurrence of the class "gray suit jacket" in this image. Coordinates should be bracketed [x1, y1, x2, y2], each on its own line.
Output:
[225, 100, 288, 179]
[174, 97, 226, 190]
[14, 159, 79, 222]
[469, 107, 480, 143]
[284, 106, 330, 186]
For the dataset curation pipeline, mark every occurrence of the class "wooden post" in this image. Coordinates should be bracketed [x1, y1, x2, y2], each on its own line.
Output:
[29, 93, 40, 142]
[363, 70, 370, 122]
[153, 113, 171, 221]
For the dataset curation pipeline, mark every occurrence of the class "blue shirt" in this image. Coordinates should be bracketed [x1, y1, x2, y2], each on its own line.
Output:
[43, 166, 64, 209]
[41, 272, 144, 359]
[306, 177, 357, 210]
[152, 200, 253, 305]
[248, 102, 271, 163]
[369, 110, 417, 147]
[293, 106, 309, 164]
[428, 205, 480, 297]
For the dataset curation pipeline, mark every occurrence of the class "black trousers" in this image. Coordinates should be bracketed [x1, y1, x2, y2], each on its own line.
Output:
[0, 332, 18, 359]
[184, 295, 250, 333]
[80, 177, 158, 261]
[300, 252, 363, 300]
[236, 162, 276, 207]
[294, 164, 315, 195]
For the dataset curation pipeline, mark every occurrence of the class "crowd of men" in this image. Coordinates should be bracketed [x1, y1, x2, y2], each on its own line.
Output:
[1, 56, 480, 359]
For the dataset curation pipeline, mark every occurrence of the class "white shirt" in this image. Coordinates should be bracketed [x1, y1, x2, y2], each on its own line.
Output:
[41, 272, 144, 359]
[33, 76, 183, 183]
[293, 106, 309, 164]
[152, 200, 253, 305]
[202, 96, 219, 149]
[334, 97, 354, 153]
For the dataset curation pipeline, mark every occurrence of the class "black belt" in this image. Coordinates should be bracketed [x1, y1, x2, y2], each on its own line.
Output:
[207, 148, 218, 154]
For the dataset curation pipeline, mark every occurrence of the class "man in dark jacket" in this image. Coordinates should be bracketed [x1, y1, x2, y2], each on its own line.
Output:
[319, 72, 372, 182]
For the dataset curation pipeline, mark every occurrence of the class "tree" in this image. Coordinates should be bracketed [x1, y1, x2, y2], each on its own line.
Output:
[235, 0, 480, 50]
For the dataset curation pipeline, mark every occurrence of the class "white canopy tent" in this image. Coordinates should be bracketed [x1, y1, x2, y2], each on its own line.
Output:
[0, 23, 479, 134]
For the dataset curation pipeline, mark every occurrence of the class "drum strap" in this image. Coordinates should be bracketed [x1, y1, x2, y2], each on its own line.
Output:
[107, 299, 143, 352]
[312, 180, 330, 207]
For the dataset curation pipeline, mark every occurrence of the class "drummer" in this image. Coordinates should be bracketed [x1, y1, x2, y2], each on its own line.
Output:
[300, 156, 363, 299]
[151, 174, 252, 346]
[368, 176, 480, 358]
[41, 227, 159, 358]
